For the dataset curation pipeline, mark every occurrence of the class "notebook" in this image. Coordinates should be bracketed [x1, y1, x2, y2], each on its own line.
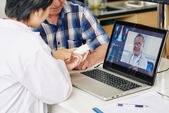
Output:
[71, 20, 168, 100]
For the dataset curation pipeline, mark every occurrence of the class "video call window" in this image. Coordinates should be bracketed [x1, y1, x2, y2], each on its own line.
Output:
[121, 31, 162, 72]
[106, 24, 162, 75]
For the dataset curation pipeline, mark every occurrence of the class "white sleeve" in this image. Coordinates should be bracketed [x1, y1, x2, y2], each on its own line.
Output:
[19, 48, 72, 104]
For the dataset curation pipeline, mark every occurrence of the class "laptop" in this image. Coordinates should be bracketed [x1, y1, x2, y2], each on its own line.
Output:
[71, 20, 168, 100]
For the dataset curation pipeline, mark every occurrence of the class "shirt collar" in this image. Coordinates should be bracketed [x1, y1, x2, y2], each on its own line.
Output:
[60, 0, 71, 19]
[132, 53, 142, 59]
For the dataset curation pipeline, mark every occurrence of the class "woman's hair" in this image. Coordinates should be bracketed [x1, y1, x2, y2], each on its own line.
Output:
[5, 0, 53, 21]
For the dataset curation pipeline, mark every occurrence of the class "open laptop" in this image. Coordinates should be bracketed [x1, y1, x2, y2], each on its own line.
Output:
[71, 20, 168, 100]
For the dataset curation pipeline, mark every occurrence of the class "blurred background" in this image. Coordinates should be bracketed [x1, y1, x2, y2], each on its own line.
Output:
[0, 0, 6, 18]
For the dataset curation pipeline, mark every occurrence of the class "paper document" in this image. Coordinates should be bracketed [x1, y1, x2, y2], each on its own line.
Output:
[93, 91, 169, 113]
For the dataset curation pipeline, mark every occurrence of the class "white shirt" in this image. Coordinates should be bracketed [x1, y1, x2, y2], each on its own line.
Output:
[127, 53, 148, 69]
[0, 19, 72, 113]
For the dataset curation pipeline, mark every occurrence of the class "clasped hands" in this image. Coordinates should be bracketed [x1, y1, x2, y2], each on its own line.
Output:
[52, 48, 89, 70]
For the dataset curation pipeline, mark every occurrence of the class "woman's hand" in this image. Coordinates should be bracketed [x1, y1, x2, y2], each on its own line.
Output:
[65, 53, 83, 71]
[52, 48, 75, 60]
[52, 48, 89, 70]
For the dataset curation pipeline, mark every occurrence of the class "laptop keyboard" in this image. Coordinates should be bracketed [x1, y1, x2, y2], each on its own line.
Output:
[81, 69, 141, 91]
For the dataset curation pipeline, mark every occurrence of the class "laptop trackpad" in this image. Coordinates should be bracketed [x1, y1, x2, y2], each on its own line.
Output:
[72, 76, 123, 100]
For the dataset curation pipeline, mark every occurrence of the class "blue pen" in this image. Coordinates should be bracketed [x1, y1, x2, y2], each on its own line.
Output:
[118, 103, 148, 108]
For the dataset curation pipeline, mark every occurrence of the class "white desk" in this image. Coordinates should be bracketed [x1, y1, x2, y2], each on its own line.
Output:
[50, 58, 169, 113]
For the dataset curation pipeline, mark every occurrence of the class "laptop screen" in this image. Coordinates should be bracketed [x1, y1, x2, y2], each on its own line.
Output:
[103, 20, 168, 85]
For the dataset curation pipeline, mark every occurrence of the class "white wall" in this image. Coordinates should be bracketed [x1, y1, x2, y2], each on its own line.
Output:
[0, 0, 6, 18]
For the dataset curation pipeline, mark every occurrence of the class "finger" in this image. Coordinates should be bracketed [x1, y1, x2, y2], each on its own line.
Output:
[75, 51, 89, 69]
[76, 59, 89, 70]
[81, 51, 89, 62]
[65, 57, 78, 70]
[75, 54, 83, 66]
[64, 57, 71, 62]
[72, 52, 84, 61]
[75, 61, 84, 70]
[79, 60, 89, 70]
[68, 54, 83, 70]
[69, 54, 83, 66]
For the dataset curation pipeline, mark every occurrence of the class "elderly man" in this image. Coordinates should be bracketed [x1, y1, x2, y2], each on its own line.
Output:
[126, 34, 148, 69]
[34, 0, 109, 70]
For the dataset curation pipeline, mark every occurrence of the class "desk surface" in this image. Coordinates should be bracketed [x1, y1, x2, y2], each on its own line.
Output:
[50, 58, 169, 113]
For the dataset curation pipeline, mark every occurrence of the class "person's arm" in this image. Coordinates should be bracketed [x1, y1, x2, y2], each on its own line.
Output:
[75, 6, 109, 70]
[76, 43, 108, 70]
[17, 47, 73, 104]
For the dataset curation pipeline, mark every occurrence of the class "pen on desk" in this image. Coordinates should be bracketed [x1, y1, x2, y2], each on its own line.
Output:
[118, 103, 148, 108]
[157, 92, 169, 100]
[157, 92, 165, 96]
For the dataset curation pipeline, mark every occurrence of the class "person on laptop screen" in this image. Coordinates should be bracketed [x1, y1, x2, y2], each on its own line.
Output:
[125, 34, 148, 69]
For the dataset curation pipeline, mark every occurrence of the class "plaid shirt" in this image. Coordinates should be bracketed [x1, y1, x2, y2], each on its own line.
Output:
[34, 0, 109, 51]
